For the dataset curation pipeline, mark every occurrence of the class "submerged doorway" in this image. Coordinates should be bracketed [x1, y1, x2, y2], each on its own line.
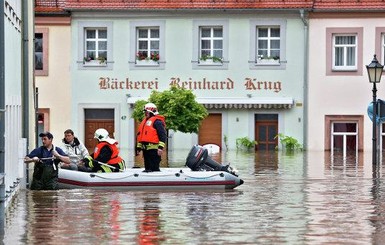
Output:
[84, 109, 115, 153]
[255, 114, 278, 151]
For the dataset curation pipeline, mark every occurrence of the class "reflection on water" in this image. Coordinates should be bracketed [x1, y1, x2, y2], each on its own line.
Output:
[136, 193, 164, 244]
[4, 150, 385, 244]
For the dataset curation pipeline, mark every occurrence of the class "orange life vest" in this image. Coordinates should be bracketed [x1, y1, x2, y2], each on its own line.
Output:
[137, 115, 166, 144]
[93, 141, 123, 164]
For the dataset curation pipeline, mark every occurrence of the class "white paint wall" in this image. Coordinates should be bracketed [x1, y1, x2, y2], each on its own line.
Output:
[308, 17, 385, 151]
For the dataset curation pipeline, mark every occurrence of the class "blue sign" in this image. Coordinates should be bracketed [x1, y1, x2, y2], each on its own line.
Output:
[367, 99, 385, 124]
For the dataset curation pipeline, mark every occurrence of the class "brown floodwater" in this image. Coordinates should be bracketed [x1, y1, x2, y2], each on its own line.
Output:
[2, 150, 385, 244]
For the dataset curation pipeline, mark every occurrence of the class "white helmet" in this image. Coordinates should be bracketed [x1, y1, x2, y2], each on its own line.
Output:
[144, 102, 158, 115]
[94, 128, 109, 141]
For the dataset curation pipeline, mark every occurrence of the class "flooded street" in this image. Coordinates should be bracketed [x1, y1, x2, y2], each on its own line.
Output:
[2, 150, 385, 244]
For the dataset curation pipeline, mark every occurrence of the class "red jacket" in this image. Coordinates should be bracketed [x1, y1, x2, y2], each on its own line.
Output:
[94, 141, 123, 164]
[137, 115, 166, 144]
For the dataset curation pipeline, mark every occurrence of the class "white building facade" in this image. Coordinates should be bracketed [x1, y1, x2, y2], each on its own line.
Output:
[63, 6, 308, 162]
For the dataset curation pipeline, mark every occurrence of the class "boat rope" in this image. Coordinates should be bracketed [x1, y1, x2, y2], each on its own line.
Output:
[89, 171, 224, 180]
[138, 173, 177, 177]
[90, 173, 135, 180]
[183, 173, 222, 179]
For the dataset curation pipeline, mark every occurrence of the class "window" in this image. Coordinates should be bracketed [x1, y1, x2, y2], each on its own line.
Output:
[129, 21, 165, 70]
[332, 35, 357, 70]
[256, 27, 280, 65]
[136, 27, 160, 65]
[192, 20, 228, 70]
[37, 108, 50, 146]
[250, 19, 286, 70]
[383, 34, 385, 64]
[382, 124, 385, 151]
[84, 28, 107, 65]
[326, 28, 363, 76]
[375, 27, 385, 65]
[35, 28, 48, 76]
[331, 122, 358, 155]
[199, 27, 223, 63]
[325, 115, 363, 153]
[77, 21, 113, 70]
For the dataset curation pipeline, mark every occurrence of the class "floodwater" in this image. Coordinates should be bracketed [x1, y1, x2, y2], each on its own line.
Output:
[2, 150, 385, 244]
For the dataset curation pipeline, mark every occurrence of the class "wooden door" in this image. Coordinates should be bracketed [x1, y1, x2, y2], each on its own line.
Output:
[85, 119, 114, 153]
[198, 113, 222, 149]
[255, 121, 278, 151]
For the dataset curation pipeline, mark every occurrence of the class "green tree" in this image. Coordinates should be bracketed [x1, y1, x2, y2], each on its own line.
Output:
[131, 86, 208, 133]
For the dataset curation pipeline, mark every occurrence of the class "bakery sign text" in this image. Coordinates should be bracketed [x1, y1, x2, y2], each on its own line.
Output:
[98, 77, 282, 93]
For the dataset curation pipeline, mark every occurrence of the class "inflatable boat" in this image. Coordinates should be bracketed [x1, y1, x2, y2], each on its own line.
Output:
[58, 145, 244, 190]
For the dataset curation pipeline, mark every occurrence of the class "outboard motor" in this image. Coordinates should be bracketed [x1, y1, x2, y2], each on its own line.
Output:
[186, 145, 238, 176]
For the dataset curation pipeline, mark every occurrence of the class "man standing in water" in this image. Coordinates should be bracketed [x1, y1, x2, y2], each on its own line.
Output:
[24, 131, 70, 190]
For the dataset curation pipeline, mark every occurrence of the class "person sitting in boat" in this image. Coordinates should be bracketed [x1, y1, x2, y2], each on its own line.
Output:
[82, 128, 125, 173]
[136, 102, 167, 172]
[60, 129, 90, 171]
[24, 131, 70, 190]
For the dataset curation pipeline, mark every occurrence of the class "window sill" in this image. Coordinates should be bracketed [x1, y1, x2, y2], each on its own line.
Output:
[256, 59, 280, 65]
[332, 68, 357, 72]
[136, 60, 159, 66]
[83, 61, 107, 67]
[198, 60, 223, 66]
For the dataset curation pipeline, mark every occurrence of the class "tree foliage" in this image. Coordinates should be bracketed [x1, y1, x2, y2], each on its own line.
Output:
[131, 86, 208, 133]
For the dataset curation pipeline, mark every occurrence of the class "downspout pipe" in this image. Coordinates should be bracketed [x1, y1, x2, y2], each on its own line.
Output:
[300, 9, 309, 150]
[22, 1, 30, 140]
[22, 0, 32, 188]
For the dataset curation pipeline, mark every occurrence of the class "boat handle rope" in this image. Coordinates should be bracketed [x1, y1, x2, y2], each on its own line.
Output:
[89, 173, 135, 180]
[183, 173, 222, 179]
[89, 171, 223, 180]
[138, 173, 177, 177]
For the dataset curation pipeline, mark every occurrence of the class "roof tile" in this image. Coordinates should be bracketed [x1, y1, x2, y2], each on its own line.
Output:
[35, 0, 66, 13]
[64, 0, 314, 10]
[313, 0, 385, 11]
[34, 0, 385, 13]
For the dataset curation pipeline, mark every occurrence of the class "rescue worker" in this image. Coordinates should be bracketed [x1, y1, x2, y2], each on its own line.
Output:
[83, 128, 125, 172]
[24, 131, 70, 190]
[136, 102, 167, 172]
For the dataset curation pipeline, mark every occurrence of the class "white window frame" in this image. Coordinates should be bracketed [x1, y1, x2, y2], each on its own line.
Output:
[332, 34, 357, 71]
[135, 27, 160, 66]
[192, 20, 229, 70]
[382, 34, 385, 65]
[331, 122, 358, 158]
[381, 123, 385, 154]
[129, 20, 165, 70]
[84, 28, 108, 66]
[77, 21, 113, 70]
[256, 26, 280, 65]
[250, 19, 286, 70]
[199, 26, 223, 64]
[375, 27, 385, 66]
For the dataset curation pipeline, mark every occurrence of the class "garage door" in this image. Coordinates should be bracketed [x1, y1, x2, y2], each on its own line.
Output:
[198, 113, 222, 149]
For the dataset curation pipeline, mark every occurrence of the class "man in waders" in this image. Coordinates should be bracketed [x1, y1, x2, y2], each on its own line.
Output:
[24, 131, 70, 190]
